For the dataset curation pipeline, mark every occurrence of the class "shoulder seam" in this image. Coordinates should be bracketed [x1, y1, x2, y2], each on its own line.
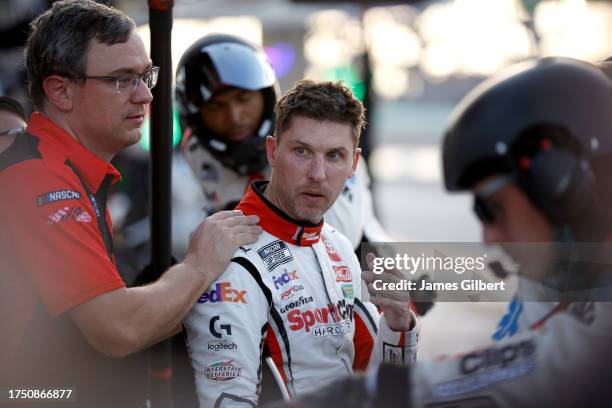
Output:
[231, 256, 273, 309]
[0, 132, 42, 172]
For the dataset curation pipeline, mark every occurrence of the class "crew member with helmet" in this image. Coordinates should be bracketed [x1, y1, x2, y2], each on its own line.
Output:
[175, 34, 390, 252]
[265, 57, 612, 407]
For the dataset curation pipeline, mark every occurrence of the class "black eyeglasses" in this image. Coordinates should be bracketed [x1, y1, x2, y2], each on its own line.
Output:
[64, 66, 159, 94]
[473, 175, 513, 224]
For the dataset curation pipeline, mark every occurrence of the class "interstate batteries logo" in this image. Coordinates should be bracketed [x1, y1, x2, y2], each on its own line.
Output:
[205, 361, 242, 382]
[258, 240, 293, 271]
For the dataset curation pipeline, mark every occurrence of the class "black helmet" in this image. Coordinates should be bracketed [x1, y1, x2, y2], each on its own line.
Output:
[175, 34, 280, 175]
[443, 57, 612, 236]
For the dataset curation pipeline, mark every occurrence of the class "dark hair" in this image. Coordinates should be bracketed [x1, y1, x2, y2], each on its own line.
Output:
[24, 0, 135, 109]
[0, 97, 27, 122]
[274, 80, 365, 147]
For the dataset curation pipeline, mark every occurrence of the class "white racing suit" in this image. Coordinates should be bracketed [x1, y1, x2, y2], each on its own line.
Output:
[408, 277, 612, 407]
[182, 133, 390, 248]
[183, 181, 419, 407]
[264, 276, 612, 407]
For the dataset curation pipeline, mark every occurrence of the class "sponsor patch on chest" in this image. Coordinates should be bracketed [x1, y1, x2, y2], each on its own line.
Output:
[258, 240, 293, 271]
[46, 206, 92, 224]
[333, 265, 352, 282]
[37, 189, 81, 207]
[204, 361, 242, 381]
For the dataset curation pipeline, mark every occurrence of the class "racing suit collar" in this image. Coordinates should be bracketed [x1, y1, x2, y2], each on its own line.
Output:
[236, 181, 323, 246]
[27, 112, 121, 193]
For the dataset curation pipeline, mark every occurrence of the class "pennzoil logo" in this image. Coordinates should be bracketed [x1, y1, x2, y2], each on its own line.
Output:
[37, 190, 81, 207]
[205, 361, 242, 381]
[258, 240, 293, 271]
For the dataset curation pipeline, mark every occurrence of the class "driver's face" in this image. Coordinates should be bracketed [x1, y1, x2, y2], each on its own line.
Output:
[473, 176, 552, 244]
[200, 88, 265, 142]
[473, 176, 554, 281]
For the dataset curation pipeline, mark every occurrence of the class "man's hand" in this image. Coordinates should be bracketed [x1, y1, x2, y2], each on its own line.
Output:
[70, 211, 261, 359]
[362, 252, 413, 332]
[184, 210, 262, 286]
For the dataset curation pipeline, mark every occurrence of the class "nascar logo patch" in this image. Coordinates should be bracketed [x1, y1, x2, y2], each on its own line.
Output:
[258, 240, 293, 271]
[37, 190, 81, 207]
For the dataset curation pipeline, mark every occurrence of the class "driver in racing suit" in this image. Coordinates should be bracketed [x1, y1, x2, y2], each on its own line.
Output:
[263, 58, 612, 407]
[175, 34, 392, 251]
[183, 80, 419, 407]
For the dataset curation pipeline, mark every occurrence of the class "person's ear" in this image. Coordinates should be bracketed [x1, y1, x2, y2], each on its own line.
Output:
[42, 75, 74, 112]
[266, 134, 278, 168]
[349, 147, 361, 178]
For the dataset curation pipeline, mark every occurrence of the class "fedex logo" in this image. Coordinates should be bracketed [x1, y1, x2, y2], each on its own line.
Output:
[288, 299, 353, 333]
[198, 282, 247, 304]
[272, 270, 298, 289]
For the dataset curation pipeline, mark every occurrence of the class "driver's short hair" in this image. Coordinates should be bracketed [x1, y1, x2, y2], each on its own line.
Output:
[274, 80, 365, 147]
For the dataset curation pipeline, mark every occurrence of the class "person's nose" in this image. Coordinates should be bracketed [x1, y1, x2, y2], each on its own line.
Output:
[227, 102, 243, 125]
[131, 79, 153, 105]
[307, 155, 326, 182]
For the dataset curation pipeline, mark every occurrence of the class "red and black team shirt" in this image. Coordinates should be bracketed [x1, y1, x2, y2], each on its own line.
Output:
[0, 113, 146, 407]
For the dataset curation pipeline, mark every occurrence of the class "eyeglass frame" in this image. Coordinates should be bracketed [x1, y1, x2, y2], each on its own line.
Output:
[0, 126, 26, 137]
[62, 66, 159, 94]
[473, 175, 513, 225]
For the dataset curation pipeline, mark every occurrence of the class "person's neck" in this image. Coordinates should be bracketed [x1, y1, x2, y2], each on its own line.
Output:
[262, 180, 289, 216]
[40, 108, 113, 162]
[262, 180, 322, 225]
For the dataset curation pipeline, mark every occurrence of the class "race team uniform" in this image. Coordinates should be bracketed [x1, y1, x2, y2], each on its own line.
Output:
[0, 113, 148, 407]
[267, 279, 612, 408]
[408, 277, 612, 407]
[183, 181, 419, 407]
[182, 133, 390, 248]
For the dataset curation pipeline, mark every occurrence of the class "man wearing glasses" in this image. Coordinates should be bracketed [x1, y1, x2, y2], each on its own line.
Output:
[0, 1, 260, 406]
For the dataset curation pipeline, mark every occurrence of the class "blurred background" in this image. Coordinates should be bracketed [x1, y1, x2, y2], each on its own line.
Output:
[2, 0, 611, 372]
